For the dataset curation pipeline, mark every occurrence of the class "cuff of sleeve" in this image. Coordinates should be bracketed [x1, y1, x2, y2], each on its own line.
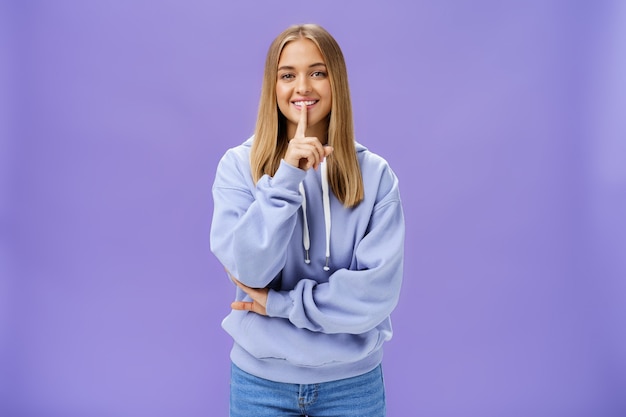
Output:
[270, 160, 306, 190]
[265, 289, 293, 319]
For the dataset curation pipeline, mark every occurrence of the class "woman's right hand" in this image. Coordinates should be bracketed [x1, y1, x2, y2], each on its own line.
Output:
[284, 105, 333, 171]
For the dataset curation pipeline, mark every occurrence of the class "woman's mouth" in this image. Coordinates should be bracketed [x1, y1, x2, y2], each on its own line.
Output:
[293, 100, 318, 109]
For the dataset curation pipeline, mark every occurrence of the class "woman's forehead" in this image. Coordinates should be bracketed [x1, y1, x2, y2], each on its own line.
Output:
[278, 38, 325, 66]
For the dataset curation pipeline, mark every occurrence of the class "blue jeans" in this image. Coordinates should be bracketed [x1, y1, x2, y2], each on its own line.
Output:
[230, 363, 386, 417]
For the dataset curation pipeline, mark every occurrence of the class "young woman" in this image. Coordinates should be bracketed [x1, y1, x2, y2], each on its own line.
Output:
[210, 23, 404, 417]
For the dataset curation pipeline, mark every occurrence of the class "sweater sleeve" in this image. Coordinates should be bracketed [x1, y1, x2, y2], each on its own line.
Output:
[265, 168, 405, 335]
[210, 151, 307, 287]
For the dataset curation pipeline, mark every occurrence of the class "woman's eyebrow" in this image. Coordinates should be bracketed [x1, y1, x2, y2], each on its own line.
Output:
[277, 63, 327, 71]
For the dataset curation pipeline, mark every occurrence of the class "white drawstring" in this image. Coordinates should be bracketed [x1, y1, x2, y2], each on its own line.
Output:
[298, 182, 311, 264]
[320, 160, 331, 271]
[299, 160, 331, 271]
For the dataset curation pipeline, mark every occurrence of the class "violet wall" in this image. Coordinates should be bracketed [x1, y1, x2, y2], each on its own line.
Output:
[2, 1, 625, 416]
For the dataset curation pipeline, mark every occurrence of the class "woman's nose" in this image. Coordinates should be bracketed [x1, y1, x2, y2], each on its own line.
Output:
[296, 76, 311, 95]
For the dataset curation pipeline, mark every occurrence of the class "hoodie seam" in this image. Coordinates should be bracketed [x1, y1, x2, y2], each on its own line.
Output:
[372, 197, 401, 213]
[213, 184, 252, 192]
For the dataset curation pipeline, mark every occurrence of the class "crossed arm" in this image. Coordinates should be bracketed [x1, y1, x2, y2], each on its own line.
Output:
[227, 269, 269, 316]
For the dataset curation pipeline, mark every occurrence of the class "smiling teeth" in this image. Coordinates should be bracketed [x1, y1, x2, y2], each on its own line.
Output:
[294, 100, 316, 106]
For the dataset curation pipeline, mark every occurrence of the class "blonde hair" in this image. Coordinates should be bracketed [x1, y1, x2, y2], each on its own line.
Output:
[250, 24, 364, 207]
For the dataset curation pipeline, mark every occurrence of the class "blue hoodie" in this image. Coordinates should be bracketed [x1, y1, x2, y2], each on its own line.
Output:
[210, 137, 404, 384]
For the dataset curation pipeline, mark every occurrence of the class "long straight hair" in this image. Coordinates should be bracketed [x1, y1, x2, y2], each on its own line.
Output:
[250, 24, 364, 208]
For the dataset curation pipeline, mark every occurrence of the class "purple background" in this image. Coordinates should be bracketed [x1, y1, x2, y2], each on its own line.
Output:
[2, 1, 626, 416]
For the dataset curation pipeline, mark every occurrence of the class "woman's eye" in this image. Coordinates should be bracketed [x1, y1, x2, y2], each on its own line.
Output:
[280, 73, 294, 80]
[312, 71, 327, 78]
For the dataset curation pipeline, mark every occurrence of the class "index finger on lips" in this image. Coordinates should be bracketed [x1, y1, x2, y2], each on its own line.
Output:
[295, 103, 307, 138]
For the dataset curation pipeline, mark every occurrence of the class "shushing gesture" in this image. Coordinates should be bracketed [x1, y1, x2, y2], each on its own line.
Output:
[284, 105, 333, 171]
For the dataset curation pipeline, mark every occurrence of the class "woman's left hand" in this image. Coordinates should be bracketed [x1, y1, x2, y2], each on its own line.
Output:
[226, 269, 268, 316]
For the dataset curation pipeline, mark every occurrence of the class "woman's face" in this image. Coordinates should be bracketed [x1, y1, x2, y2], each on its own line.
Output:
[276, 38, 332, 142]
